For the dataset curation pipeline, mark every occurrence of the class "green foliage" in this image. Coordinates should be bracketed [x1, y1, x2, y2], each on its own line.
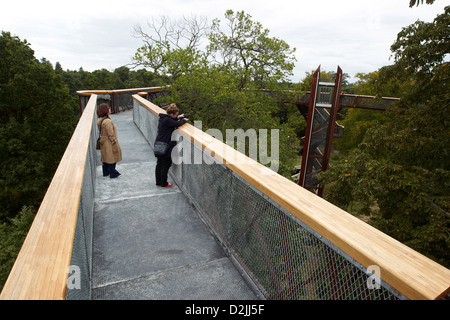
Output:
[321, 6, 450, 267]
[334, 108, 391, 154]
[167, 65, 299, 177]
[352, 70, 414, 98]
[61, 66, 164, 95]
[0, 206, 35, 291]
[0, 31, 78, 221]
[334, 69, 415, 154]
[134, 46, 203, 82]
[300, 69, 352, 92]
[208, 10, 296, 89]
[391, 8, 449, 79]
[409, 0, 436, 7]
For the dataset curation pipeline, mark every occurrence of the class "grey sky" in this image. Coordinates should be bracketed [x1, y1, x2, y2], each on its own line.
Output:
[1, 0, 447, 83]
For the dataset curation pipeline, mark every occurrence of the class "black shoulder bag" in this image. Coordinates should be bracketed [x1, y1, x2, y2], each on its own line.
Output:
[154, 140, 169, 156]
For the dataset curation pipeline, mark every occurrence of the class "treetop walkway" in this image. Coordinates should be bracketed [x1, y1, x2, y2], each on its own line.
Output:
[1, 88, 449, 300]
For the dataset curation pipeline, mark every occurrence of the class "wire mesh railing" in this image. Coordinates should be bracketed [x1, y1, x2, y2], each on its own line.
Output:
[65, 95, 98, 300]
[178, 145, 400, 300]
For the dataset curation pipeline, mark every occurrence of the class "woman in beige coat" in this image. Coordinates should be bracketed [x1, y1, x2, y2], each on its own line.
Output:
[97, 103, 122, 178]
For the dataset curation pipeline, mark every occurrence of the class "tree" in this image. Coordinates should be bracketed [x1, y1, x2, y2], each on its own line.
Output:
[126, 68, 163, 87]
[114, 66, 131, 85]
[0, 31, 78, 221]
[84, 68, 122, 89]
[141, 11, 300, 177]
[333, 70, 412, 154]
[208, 10, 296, 89]
[320, 6, 450, 267]
[0, 206, 34, 290]
[132, 15, 209, 82]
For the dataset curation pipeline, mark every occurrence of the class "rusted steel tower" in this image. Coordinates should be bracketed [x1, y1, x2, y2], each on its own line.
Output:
[296, 66, 399, 196]
[297, 66, 343, 196]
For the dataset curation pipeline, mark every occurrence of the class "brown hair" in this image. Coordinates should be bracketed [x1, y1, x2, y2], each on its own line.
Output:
[97, 103, 110, 118]
[166, 103, 179, 115]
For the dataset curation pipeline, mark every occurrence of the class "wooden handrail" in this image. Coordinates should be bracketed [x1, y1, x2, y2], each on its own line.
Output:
[133, 94, 450, 300]
[0, 95, 98, 300]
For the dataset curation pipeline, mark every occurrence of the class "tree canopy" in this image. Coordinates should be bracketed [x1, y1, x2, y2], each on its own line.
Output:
[0, 31, 78, 221]
[0, 31, 80, 289]
[208, 10, 296, 89]
[320, 6, 450, 267]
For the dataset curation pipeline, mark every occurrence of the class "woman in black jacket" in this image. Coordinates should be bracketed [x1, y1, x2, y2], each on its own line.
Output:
[154, 104, 188, 188]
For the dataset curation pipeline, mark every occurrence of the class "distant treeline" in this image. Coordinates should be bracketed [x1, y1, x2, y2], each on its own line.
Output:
[56, 64, 167, 101]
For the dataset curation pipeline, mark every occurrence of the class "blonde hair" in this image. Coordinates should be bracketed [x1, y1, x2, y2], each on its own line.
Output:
[166, 103, 179, 115]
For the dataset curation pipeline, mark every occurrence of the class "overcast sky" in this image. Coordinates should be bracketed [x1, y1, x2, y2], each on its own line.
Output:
[1, 0, 447, 83]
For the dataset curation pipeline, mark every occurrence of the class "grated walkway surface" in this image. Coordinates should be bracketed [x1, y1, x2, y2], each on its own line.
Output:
[91, 109, 258, 300]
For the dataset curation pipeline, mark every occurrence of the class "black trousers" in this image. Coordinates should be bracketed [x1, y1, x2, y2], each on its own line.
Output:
[102, 162, 121, 178]
[155, 157, 172, 187]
